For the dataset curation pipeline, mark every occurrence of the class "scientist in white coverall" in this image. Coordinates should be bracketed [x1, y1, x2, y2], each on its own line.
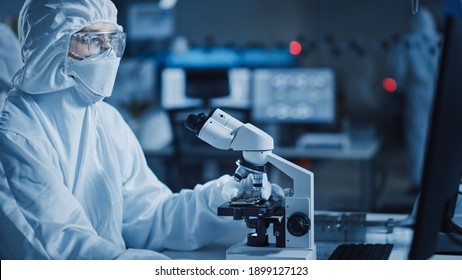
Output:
[0, 0, 280, 259]
[388, 7, 441, 192]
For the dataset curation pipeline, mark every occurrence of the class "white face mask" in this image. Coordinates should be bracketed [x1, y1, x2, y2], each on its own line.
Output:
[68, 56, 120, 104]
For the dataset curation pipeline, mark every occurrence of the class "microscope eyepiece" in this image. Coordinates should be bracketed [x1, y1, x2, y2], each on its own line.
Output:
[184, 112, 208, 135]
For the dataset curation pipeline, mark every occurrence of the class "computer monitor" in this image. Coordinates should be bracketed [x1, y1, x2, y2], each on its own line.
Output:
[160, 68, 251, 110]
[251, 68, 336, 125]
[184, 68, 229, 99]
[408, 15, 462, 260]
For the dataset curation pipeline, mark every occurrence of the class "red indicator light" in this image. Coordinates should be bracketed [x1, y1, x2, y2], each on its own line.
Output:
[289, 41, 302, 55]
[383, 77, 398, 93]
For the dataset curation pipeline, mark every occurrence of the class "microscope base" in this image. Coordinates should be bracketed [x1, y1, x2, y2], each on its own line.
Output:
[225, 242, 316, 260]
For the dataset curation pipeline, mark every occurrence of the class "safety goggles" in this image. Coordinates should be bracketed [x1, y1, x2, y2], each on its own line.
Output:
[69, 31, 126, 59]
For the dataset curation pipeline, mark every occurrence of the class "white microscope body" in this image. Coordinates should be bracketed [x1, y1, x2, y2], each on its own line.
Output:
[185, 108, 316, 260]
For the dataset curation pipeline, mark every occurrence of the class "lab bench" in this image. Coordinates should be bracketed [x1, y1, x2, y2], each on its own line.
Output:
[160, 212, 412, 260]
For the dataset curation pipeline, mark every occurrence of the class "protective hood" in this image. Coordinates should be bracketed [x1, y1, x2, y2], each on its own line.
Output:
[0, 23, 22, 85]
[12, 0, 123, 94]
[410, 6, 438, 37]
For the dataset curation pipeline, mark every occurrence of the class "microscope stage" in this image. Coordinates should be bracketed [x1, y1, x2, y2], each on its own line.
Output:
[217, 199, 283, 220]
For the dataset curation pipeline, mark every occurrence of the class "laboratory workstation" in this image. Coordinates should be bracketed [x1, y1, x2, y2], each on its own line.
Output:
[0, 0, 462, 262]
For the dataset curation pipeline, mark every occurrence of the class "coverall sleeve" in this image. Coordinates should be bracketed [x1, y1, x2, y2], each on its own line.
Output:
[0, 130, 167, 259]
[112, 116, 242, 252]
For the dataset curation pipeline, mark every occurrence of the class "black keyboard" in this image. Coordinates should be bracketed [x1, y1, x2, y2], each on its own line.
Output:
[328, 243, 394, 260]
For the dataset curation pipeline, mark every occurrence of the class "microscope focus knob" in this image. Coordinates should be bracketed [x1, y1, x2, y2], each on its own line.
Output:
[287, 212, 311, 237]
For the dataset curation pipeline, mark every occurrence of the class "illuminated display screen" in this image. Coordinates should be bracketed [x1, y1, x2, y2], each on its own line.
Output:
[252, 68, 336, 124]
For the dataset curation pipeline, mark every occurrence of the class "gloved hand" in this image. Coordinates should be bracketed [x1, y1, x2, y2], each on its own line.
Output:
[220, 173, 285, 202]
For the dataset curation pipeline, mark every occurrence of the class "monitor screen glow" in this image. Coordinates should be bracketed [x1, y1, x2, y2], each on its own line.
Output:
[251, 68, 336, 124]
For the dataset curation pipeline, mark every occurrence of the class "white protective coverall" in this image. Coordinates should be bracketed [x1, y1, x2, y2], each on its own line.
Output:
[388, 7, 441, 189]
[0, 22, 22, 101]
[0, 0, 252, 259]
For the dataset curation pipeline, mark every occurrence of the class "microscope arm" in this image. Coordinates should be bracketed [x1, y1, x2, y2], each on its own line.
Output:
[267, 152, 314, 249]
[266, 152, 313, 198]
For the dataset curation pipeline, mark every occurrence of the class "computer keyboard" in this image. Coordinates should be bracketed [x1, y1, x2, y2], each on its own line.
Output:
[328, 243, 394, 260]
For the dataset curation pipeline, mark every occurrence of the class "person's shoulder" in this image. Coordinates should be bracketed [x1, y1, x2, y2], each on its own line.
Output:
[95, 101, 132, 131]
[96, 101, 126, 121]
[97, 100, 121, 113]
[0, 89, 44, 141]
[0, 89, 34, 127]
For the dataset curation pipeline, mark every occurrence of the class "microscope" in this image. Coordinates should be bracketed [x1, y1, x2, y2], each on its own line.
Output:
[185, 108, 316, 260]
